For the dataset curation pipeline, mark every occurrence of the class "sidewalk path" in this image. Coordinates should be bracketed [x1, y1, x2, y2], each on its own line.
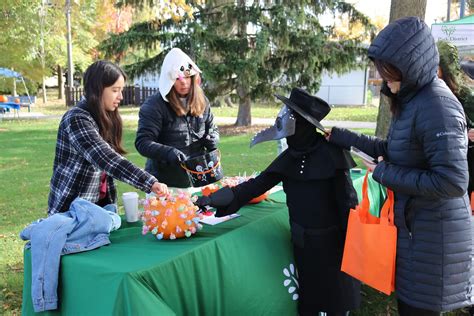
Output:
[1, 112, 376, 129]
[213, 117, 376, 129]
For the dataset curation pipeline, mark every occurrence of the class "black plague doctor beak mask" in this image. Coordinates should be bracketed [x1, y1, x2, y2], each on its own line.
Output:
[250, 87, 330, 149]
[286, 112, 319, 151]
[261, 88, 355, 180]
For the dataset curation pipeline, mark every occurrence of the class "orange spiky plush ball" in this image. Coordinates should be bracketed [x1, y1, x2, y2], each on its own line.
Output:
[141, 191, 203, 240]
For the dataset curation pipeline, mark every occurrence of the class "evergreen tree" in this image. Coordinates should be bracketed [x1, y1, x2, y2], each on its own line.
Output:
[102, 0, 375, 126]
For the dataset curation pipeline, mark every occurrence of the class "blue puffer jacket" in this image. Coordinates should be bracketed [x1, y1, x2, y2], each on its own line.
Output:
[330, 17, 473, 311]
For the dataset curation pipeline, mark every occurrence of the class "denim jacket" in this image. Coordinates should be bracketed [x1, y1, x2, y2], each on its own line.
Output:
[20, 198, 121, 312]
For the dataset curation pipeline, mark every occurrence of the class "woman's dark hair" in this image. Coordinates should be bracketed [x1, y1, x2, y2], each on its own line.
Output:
[373, 59, 403, 116]
[439, 69, 460, 99]
[83, 60, 127, 155]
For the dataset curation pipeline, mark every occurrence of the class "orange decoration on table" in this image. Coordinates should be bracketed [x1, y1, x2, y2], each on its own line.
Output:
[201, 183, 219, 197]
[141, 191, 203, 240]
[0, 95, 7, 102]
[201, 175, 270, 204]
[248, 191, 270, 204]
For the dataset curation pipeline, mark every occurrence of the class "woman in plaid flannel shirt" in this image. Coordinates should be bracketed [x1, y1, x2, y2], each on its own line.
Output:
[48, 61, 168, 215]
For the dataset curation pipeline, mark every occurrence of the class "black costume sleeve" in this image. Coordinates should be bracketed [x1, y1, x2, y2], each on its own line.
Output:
[332, 169, 358, 232]
[330, 127, 388, 161]
[213, 171, 282, 216]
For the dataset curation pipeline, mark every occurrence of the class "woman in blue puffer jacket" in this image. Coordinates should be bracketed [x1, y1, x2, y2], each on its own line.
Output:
[328, 17, 473, 315]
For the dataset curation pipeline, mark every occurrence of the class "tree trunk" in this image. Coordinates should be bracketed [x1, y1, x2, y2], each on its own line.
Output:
[375, 0, 427, 138]
[12, 77, 17, 96]
[224, 95, 234, 108]
[235, 91, 251, 126]
[58, 65, 64, 100]
[42, 77, 47, 104]
[234, 0, 251, 126]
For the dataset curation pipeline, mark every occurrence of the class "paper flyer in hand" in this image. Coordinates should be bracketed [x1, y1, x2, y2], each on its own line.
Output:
[199, 212, 240, 226]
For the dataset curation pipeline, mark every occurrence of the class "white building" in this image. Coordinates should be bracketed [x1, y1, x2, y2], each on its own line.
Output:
[316, 68, 368, 106]
[134, 67, 369, 106]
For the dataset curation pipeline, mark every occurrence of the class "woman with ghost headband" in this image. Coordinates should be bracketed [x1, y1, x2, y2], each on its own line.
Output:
[195, 87, 361, 316]
[135, 48, 219, 188]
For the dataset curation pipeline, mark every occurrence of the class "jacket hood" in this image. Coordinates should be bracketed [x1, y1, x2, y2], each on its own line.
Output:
[158, 48, 201, 102]
[368, 16, 439, 102]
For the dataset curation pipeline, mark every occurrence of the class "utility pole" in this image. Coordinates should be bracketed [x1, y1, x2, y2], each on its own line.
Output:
[66, 0, 74, 107]
[39, 0, 47, 104]
[460, 0, 466, 18]
[447, 0, 451, 21]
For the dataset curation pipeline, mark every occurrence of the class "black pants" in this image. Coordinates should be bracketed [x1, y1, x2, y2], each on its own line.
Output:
[468, 146, 474, 199]
[397, 299, 440, 316]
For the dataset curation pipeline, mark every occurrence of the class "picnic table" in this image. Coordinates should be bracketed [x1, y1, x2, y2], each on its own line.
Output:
[0, 102, 21, 118]
[21, 171, 373, 316]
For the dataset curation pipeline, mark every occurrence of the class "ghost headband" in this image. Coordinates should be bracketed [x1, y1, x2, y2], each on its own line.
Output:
[158, 48, 202, 101]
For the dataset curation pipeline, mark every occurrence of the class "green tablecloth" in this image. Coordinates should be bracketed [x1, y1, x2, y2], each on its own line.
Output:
[22, 190, 299, 316]
[21, 171, 380, 316]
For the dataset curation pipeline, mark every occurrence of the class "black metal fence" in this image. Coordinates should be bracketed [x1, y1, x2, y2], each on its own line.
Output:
[65, 86, 158, 107]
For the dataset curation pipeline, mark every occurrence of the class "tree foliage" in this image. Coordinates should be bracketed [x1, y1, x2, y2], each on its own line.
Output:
[0, 0, 136, 94]
[102, 0, 375, 125]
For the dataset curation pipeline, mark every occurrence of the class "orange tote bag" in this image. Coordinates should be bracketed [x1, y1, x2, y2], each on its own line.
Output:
[470, 192, 474, 215]
[341, 171, 397, 295]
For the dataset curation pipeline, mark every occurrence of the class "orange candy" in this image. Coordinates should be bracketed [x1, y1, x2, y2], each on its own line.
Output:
[201, 183, 219, 196]
[201, 176, 270, 204]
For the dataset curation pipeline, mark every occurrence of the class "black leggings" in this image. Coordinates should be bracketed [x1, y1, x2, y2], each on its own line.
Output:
[397, 299, 440, 316]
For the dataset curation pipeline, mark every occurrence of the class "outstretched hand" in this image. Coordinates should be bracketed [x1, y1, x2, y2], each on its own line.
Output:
[195, 195, 211, 209]
[151, 182, 169, 196]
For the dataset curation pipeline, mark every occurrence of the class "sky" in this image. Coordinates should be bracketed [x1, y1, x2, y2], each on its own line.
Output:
[346, 0, 452, 26]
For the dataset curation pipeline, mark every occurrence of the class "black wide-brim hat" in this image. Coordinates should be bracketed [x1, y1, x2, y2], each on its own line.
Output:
[274, 87, 330, 133]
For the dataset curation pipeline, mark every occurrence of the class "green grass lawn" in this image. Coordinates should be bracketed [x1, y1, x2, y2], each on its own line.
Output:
[126, 103, 378, 122]
[0, 116, 467, 315]
[211, 104, 379, 121]
[31, 97, 379, 122]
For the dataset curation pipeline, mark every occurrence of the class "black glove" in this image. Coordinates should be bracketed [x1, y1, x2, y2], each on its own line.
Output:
[201, 134, 217, 151]
[167, 148, 187, 164]
[195, 195, 212, 212]
[194, 187, 236, 217]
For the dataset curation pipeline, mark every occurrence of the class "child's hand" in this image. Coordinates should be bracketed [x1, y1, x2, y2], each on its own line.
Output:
[468, 129, 474, 142]
[362, 160, 376, 172]
[324, 128, 332, 141]
[152, 182, 169, 196]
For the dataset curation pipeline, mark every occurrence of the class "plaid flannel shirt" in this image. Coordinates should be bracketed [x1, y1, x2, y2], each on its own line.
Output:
[48, 105, 157, 215]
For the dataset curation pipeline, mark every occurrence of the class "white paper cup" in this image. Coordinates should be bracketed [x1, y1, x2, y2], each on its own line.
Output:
[122, 192, 139, 222]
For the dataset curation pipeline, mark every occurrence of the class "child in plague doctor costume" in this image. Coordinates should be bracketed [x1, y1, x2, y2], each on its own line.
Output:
[196, 88, 361, 316]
